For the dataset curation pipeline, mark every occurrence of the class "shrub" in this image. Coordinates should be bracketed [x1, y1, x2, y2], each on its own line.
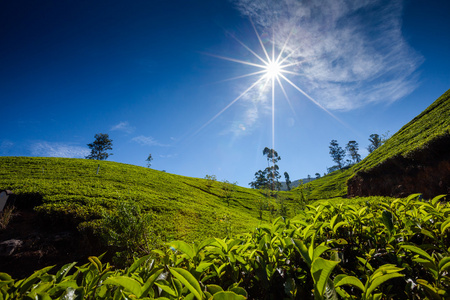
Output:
[0, 205, 14, 230]
[101, 201, 156, 266]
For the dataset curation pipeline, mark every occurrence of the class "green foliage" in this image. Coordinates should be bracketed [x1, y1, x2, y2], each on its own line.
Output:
[249, 147, 282, 191]
[367, 133, 382, 153]
[297, 89, 450, 199]
[101, 201, 156, 266]
[146, 153, 153, 168]
[294, 168, 350, 200]
[353, 88, 450, 173]
[345, 140, 361, 163]
[329, 140, 346, 170]
[86, 133, 113, 160]
[2, 194, 449, 299]
[0, 156, 267, 246]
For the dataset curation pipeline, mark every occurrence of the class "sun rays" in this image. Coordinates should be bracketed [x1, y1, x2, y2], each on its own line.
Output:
[196, 20, 345, 148]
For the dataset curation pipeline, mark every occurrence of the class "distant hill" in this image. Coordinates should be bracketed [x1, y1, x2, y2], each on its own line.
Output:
[279, 177, 317, 191]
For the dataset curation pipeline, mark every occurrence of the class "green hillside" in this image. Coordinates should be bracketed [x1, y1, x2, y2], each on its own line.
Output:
[299, 168, 351, 199]
[352, 88, 450, 174]
[295, 88, 450, 199]
[0, 156, 268, 243]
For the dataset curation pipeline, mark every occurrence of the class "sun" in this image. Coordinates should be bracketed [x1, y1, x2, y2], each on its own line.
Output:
[265, 60, 283, 79]
[196, 21, 342, 142]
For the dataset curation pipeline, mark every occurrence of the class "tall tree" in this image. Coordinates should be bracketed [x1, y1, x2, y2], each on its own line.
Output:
[284, 171, 291, 191]
[367, 134, 382, 153]
[146, 153, 153, 168]
[262, 147, 281, 191]
[86, 133, 113, 160]
[329, 140, 345, 170]
[263, 147, 280, 165]
[346, 140, 361, 163]
[249, 169, 268, 189]
[315, 173, 321, 179]
[264, 165, 282, 191]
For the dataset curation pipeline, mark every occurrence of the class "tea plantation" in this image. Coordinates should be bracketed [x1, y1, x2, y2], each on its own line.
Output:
[0, 89, 449, 298]
[0, 156, 272, 244]
[1, 193, 449, 299]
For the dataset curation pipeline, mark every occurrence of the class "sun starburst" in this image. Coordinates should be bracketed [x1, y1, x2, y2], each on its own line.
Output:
[196, 20, 344, 147]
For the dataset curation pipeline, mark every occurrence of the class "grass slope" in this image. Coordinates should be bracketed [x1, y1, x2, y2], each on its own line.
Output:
[352, 88, 450, 173]
[294, 88, 450, 199]
[0, 156, 268, 242]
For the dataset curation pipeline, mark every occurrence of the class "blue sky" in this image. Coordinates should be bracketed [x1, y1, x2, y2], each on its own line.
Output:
[1, 0, 449, 187]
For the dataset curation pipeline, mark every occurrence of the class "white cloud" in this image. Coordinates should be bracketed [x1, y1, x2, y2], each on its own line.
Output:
[232, 0, 422, 110]
[111, 121, 135, 134]
[131, 135, 167, 146]
[30, 142, 89, 158]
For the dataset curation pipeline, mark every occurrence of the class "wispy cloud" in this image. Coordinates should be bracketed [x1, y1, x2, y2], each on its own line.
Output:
[159, 153, 178, 158]
[0, 140, 14, 154]
[111, 121, 135, 134]
[222, 81, 271, 137]
[131, 135, 167, 147]
[232, 0, 422, 110]
[30, 142, 89, 158]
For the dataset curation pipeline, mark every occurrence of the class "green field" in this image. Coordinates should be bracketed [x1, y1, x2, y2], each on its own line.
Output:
[0, 156, 278, 244]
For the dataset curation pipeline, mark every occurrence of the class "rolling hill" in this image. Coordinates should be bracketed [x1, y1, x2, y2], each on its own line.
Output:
[0, 156, 271, 276]
[294, 88, 450, 199]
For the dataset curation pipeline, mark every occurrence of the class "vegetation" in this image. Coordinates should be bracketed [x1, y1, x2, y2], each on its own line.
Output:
[284, 172, 292, 191]
[0, 205, 14, 230]
[367, 134, 382, 153]
[329, 140, 345, 170]
[352, 88, 450, 174]
[345, 141, 361, 164]
[86, 133, 113, 160]
[249, 148, 283, 191]
[296, 88, 450, 199]
[0, 156, 272, 246]
[1, 194, 449, 299]
[1, 90, 449, 298]
[146, 154, 153, 168]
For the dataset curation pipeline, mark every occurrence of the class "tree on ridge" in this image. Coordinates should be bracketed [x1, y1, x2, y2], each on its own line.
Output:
[346, 140, 361, 164]
[86, 133, 113, 160]
[329, 140, 345, 170]
[146, 154, 153, 168]
[367, 134, 382, 153]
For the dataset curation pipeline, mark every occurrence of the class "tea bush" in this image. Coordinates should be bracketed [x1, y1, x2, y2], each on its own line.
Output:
[1, 194, 449, 299]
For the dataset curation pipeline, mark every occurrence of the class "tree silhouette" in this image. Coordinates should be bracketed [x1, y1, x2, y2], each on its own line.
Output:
[284, 172, 291, 191]
[146, 153, 153, 168]
[367, 134, 382, 153]
[249, 169, 268, 189]
[263, 147, 281, 191]
[86, 133, 113, 160]
[346, 140, 361, 163]
[329, 140, 345, 170]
